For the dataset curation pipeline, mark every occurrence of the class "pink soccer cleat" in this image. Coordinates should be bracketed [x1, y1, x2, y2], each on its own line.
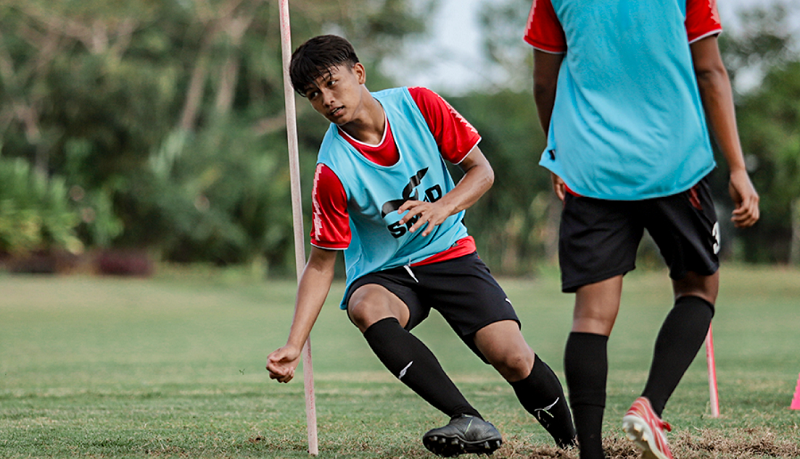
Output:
[622, 397, 673, 459]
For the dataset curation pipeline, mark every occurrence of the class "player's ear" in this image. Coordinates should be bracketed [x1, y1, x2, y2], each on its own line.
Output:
[352, 62, 366, 85]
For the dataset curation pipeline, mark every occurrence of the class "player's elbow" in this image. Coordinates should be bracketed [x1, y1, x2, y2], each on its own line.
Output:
[466, 155, 494, 191]
[533, 81, 556, 104]
[482, 164, 495, 191]
[694, 62, 729, 92]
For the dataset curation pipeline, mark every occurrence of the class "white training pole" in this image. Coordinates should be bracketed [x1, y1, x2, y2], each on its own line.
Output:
[278, 0, 318, 454]
[705, 324, 720, 418]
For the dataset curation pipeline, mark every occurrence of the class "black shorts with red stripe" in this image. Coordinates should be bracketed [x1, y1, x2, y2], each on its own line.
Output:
[558, 174, 720, 293]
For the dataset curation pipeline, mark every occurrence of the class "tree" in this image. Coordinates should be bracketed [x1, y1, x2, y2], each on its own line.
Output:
[718, 3, 800, 263]
[447, 90, 554, 274]
[0, 0, 434, 270]
[731, 61, 800, 263]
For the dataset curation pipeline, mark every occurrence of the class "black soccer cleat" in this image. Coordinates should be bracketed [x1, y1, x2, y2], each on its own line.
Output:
[422, 414, 503, 457]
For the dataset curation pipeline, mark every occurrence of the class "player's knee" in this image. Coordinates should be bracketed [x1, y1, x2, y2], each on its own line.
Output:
[347, 301, 376, 331]
[348, 296, 394, 332]
[348, 285, 409, 332]
[673, 271, 719, 304]
[489, 348, 534, 381]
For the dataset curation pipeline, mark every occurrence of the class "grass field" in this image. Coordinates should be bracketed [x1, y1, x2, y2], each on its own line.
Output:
[1, 264, 799, 458]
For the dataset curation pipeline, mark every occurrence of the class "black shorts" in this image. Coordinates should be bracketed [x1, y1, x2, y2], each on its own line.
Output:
[559, 175, 720, 293]
[344, 252, 520, 363]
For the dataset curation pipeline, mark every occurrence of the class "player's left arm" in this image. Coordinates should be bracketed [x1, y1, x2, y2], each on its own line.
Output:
[533, 49, 566, 200]
[397, 146, 493, 236]
[533, 50, 563, 137]
[690, 35, 760, 228]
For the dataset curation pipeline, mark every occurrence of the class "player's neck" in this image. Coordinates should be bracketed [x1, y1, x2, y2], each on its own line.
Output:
[338, 94, 385, 145]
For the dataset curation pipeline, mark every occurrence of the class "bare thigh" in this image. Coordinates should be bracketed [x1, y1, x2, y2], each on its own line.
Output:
[572, 275, 624, 336]
[474, 320, 535, 382]
[672, 270, 718, 304]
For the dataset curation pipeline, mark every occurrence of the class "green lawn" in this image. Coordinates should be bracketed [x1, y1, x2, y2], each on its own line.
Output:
[1, 265, 798, 458]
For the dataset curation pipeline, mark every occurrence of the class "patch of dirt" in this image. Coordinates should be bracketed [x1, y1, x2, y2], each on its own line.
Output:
[466, 428, 800, 458]
[672, 428, 800, 458]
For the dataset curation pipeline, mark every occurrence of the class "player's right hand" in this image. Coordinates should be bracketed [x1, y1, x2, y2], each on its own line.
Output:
[728, 169, 759, 228]
[267, 346, 301, 383]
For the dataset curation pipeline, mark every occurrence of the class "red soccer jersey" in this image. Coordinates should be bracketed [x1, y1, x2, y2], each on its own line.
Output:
[310, 87, 481, 263]
[524, 0, 723, 52]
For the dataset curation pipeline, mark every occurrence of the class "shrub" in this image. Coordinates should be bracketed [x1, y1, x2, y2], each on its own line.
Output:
[0, 157, 82, 257]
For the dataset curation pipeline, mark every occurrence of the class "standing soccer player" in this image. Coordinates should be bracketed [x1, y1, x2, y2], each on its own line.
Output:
[524, 1, 759, 458]
[266, 35, 577, 456]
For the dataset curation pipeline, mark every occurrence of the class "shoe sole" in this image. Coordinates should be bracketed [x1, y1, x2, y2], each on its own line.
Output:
[622, 415, 669, 459]
[422, 433, 502, 457]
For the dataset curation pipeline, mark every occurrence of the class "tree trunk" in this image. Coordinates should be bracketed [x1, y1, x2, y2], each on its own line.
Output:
[791, 198, 800, 266]
[214, 53, 241, 116]
[179, 36, 213, 131]
[213, 15, 253, 117]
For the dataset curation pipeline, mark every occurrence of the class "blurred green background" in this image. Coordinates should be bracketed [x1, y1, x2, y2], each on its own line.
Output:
[0, 0, 799, 278]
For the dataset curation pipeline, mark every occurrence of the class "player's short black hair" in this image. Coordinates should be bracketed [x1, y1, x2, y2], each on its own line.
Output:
[290, 35, 360, 96]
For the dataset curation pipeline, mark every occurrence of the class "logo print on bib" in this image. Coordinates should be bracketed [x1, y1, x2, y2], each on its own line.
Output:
[381, 167, 443, 238]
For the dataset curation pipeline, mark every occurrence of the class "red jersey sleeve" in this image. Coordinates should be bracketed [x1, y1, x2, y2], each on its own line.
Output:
[685, 0, 722, 43]
[408, 87, 481, 164]
[310, 163, 350, 250]
[523, 0, 567, 53]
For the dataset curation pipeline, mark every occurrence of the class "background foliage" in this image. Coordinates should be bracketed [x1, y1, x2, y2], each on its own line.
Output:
[0, 0, 798, 273]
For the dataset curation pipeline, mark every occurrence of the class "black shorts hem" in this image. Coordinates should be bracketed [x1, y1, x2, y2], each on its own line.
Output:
[668, 262, 719, 281]
[460, 317, 522, 341]
[562, 264, 636, 293]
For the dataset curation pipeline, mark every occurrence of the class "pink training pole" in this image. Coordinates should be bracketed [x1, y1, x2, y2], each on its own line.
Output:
[278, 0, 318, 454]
[705, 324, 720, 418]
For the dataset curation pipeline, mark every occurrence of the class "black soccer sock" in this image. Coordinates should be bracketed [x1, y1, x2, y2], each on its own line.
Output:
[510, 354, 577, 448]
[363, 317, 481, 419]
[642, 295, 714, 417]
[564, 332, 608, 459]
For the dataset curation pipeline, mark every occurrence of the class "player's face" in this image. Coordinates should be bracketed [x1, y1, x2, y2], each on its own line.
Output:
[302, 63, 366, 126]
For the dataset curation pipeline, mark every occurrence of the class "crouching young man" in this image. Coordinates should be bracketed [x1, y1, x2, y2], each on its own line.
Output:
[266, 35, 576, 456]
